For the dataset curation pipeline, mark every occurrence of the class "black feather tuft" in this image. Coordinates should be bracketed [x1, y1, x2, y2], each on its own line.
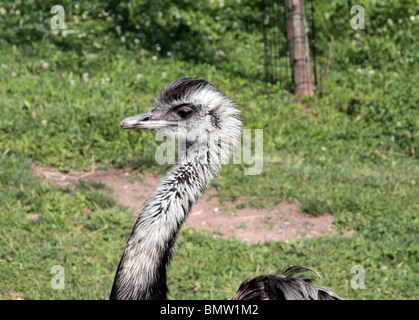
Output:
[158, 78, 213, 105]
[230, 266, 343, 300]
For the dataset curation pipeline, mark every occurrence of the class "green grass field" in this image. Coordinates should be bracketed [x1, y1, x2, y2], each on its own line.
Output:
[0, 0, 418, 299]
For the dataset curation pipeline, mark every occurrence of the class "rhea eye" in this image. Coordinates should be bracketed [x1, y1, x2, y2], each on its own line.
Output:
[176, 107, 193, 119]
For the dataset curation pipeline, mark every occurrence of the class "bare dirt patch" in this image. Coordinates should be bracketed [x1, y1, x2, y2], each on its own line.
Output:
[33, 164, 335, 243]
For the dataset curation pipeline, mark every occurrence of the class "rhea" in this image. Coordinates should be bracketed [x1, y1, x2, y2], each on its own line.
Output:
[110, 78, 341, 300]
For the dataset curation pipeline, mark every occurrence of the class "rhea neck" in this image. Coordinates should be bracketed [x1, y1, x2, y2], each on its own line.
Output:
[110, 135, 225, 300]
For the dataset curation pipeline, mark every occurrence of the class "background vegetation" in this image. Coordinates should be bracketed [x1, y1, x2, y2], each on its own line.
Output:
[0, 0, 418, 299]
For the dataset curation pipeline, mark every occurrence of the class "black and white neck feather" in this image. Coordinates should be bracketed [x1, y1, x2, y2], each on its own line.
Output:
[110, 78, 241, 300]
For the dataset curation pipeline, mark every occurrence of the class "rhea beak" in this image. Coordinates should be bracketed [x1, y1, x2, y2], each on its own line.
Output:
[120, 110, 176, 130]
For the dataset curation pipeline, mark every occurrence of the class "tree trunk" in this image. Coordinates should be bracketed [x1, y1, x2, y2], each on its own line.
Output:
[284, 0, 315, 97]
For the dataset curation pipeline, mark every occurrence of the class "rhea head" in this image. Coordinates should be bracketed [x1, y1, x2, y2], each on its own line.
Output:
[120, 78, 242, 162]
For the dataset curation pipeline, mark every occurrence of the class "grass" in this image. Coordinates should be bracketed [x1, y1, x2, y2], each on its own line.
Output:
[0, 0, 418, 299]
